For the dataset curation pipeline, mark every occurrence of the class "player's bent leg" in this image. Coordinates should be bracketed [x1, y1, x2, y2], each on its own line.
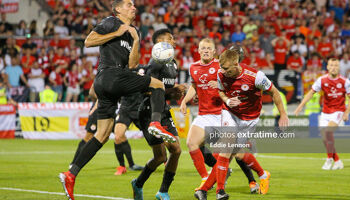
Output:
[59, 118, 113, 200]
[147, 78, 176, 143]
[156, 137, 181, 199]
[133, 144, 167, 200]
[187, 125, 208, 189]
[95, 118, 114, 144]
[114, 123, 128, 175]
[70, 132, 94, 167]
[236, 152, 270, 194]
[216, 153, 231, 200]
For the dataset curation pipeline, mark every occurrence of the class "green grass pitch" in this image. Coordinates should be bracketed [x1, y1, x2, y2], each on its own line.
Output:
[0, 139, 349, 200]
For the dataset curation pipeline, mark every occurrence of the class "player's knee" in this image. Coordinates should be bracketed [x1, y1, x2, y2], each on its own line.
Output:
[154, 154, 167, 165]
[186, 140, 198, 151]
[172, 146, 182, 157]
[115, 133, 126, 144]
[84, 132, 94, 142]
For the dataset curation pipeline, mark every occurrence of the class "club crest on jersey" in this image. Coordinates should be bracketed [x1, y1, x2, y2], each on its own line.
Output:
[137, 68, 145, 76]
[199, 74, 208, 83]
[241, 84, 249, 91]
[90, 124, 96, 131]
[337, 83, 342, 88]
[325, 83, 329, 87]
[194, 70, 198, 74]
[209, 67, 216, 74]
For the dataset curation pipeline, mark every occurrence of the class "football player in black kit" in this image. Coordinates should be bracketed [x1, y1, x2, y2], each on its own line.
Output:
[70, 75, 144, 176]
[58, 1, 176, 200]
[131, 29, 185, 200]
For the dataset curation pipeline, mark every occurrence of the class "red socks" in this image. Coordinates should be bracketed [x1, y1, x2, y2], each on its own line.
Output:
[324, 131, 338, 160]
[190, 149, 208, 178]
[216, 156, 230, 192]
[242, 153, 264, 177]
[200, 153, 219, 191]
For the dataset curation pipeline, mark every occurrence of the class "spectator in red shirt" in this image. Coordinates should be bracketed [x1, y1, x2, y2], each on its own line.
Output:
[307, 52, 323, 71]
[140, 40, 152, 65]
[287, 51, 303, 73]
[64, 64, 82, 102]
[21, 47, 36, 76]
[52, 47, 69, 73]
[317, 36, 334, 59]
[271, 34, 290, 70]
[49, 66, 64, 101]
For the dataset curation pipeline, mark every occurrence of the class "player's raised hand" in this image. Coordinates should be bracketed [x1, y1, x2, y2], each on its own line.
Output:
[226, 97, 241, 108]
[208, 81, 218, 89]
[128, 26, 139, 41]
[117, 24, 129, 36]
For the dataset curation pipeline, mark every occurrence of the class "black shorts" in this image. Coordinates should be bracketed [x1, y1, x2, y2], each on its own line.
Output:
[94, 67, 151, 120]
[115, 109, 142, 130]
[85, 109, 98, 134]
[139, 108, 178, 146]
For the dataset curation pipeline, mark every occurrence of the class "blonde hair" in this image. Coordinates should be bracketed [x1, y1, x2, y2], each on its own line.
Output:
[219, 49, 240, 66]
[199, 38, 215, 47]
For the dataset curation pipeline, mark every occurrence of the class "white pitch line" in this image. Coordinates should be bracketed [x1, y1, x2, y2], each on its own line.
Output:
[0, 187, 132, 200]
[1, 150, 350, 161]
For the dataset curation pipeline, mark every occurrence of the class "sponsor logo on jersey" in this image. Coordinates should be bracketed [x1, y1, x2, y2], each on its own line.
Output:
[241, 84, 249, 91]
[162, 78, 175, 85]
[244, 69, 257, 77]
[337, 83, 342, 88]
[209, 67, 216, 74]
[121, 40, 132, 52]
[199, 74, 208, 83]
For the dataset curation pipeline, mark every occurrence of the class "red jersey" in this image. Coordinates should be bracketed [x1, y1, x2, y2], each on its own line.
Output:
[190, 59, 223, 115]
[287, 56, 303, 71]
[274, 41, 288, 64]
[217, 64, 273, 120]
[317, 42, 333, 58]
[312, 75, 350, 113]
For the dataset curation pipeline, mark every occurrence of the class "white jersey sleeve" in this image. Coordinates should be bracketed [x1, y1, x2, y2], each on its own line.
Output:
[255, 71, 272, 91]
[345, 79, 350, 94]
[217, 72, 224, 91]
[311, 77, 322, 92]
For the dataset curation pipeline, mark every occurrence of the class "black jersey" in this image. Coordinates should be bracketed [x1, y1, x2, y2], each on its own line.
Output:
[93, 16, 140, 69]
[119, 66, 146, 112]
[139, 59, 178, 115]
[146, 59, 177, 89]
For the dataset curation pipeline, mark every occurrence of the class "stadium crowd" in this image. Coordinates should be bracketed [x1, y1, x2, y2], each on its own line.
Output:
[1, 0, 350, 103]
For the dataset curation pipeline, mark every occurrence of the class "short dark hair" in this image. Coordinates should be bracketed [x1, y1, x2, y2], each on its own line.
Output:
[152, 28, 172, 44]
[112, 0, 124, 16]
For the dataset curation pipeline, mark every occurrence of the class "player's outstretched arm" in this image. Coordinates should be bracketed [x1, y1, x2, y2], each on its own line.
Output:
[268, 85, 289, 127]
[180, 84, 196, 114]
[294, 89, 316, 116]
[84, 25, 129, 47]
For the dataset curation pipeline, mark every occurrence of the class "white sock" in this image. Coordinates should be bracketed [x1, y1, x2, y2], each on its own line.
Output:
[259, 171, 267, 179]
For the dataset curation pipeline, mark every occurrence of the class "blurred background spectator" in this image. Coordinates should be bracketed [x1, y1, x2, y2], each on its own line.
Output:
[0, 0, 349, 104]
